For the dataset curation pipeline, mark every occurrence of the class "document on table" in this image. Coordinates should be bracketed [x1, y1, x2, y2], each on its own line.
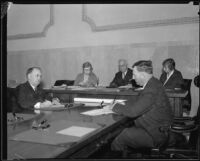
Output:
[56, 126, 96, 137]
[67, 86, 96, 90]
[10, 120, 101, 145]
[118, 85, 132, 89]
[74, 98, 126, 104]
[34, 103, 66, 111]
[81, 105, 115, 116]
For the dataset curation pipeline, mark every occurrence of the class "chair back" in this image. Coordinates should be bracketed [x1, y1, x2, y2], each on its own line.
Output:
[7, 85, 23, 113]
[181, 79, 192, 111]
[194, 75, 200, 88]
[54, 80, 74, 86]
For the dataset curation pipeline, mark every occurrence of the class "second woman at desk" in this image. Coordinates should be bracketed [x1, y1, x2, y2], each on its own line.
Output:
[74, 62, 99, 87]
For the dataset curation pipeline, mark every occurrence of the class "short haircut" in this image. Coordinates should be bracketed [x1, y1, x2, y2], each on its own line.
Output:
[132, 60, 153, 74]
[82, 62, 93, 70]
[26, 67, 41, 77]
[162, 58, 175, 70]
[118, 59, 128, 65]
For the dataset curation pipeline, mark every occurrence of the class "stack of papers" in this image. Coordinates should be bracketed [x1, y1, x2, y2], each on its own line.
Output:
[134, 87, 144, 91]
[67, 86, 96, 90]
[52, 85, 67, 90]
[74, 98, 126, 104]
[118, 85, 132, 89]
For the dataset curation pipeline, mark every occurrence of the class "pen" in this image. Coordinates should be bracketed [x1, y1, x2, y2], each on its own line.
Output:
[100, 101, 104, 108]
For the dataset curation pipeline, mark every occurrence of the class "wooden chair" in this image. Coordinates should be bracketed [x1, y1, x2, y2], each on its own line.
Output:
[122, 108, 199, 159]
[181, 79, 192, 111]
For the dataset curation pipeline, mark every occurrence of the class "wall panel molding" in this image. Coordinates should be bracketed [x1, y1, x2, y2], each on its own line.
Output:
[82, 4, 199, 32]
[7, 5, 54, 40]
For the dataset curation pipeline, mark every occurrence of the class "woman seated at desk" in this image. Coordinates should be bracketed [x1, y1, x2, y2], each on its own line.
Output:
[160, 58, 183, 89]
[74, 61, 99, 87]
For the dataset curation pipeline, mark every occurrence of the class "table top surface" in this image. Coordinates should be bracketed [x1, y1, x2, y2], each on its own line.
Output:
[7, 105, 127, 159]
[44, 87, 188, 97]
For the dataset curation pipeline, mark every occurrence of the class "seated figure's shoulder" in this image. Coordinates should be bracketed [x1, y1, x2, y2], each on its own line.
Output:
[76, 73, 83, 78]
[17, 82, 27, 89]
[115, 71, 121, 76]
[146, 77, 163, 91]
[90, 72, 98, 79]
[175, 69, 183, 76]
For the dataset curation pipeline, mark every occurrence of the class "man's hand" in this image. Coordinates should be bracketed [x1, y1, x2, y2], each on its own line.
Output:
[103, 102, 118, 110]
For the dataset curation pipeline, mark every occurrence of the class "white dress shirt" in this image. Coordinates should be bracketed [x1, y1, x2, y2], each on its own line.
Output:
[122, 70, 127, 79]
[30, 84, 41, 109]
[163, 70, 174, 86]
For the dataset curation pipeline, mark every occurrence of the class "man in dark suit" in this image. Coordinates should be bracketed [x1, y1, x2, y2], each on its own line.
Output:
[17, 67, 58, 111]
[160, 58, 183, 89]
[110, 59, 138, 87]
[111, 60, 173, 151]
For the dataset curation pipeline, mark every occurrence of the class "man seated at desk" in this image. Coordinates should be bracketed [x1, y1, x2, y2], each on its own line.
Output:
[74, 62, 99, 87]
[17, 67, 59, 111]
[109, 59, 137, 88]
[160, 58, 183, 89]
[111, 60, 173, 153]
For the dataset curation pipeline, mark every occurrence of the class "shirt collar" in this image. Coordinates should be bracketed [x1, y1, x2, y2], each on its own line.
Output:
[29, 83, 36, 91]
[167, 70, 174, 78]
[123, 70, 127, 76]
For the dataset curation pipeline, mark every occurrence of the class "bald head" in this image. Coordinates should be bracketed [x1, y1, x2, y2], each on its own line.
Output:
[118, 59, 128, 73]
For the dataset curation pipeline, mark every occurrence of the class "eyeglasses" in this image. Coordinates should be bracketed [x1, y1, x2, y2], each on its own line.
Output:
[83, 68, 91, 71]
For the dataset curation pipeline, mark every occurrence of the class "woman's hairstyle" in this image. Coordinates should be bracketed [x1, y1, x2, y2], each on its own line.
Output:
[82, 62, 93, 70]
[132, 60, 153, 74]
[162, 58, 175, 71]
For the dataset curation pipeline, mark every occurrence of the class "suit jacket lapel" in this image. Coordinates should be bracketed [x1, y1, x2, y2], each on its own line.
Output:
[164, 71, 175, 86]
[26, 81, 36, 93]
[123, 69, 129, 80]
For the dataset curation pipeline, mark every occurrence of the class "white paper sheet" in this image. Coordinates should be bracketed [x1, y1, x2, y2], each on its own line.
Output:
[118, 84, 132, 89]
[56, 126, 96, 137]
[74, 98, 126, 104]
[81, 108, 115, 116]
[82, 102, 103, 107]
[67, 86, 96, 90]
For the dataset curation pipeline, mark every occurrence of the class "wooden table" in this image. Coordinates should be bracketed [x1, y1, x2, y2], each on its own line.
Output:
[7, 107, 130, 159]
[45, 87, 188, 117]
[7, 88, 187, 159]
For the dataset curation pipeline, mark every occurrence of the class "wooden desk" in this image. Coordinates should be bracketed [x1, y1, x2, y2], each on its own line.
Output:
[45, 87, 188, 117]
[7, 107, 130, 159]
[7, 88, 187, 159]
